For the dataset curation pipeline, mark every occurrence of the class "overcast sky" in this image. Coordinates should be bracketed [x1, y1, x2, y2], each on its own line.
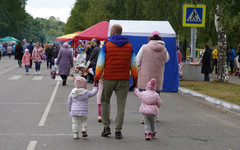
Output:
[26, 0, 76, 23]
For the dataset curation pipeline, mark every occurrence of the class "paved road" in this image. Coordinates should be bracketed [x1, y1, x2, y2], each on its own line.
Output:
[0, 57, 239, 150]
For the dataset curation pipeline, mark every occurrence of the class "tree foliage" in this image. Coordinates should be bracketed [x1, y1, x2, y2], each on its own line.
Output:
[0, 0, 65, 43]
[65, 0, 240, 51]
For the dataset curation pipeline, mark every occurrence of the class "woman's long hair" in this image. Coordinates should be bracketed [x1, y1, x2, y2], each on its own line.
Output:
[15, 42, 22, 50]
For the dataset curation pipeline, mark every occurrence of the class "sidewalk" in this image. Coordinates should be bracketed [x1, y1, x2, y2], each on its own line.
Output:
[210, 73, 240, 85]
[179, 73, 240, 115]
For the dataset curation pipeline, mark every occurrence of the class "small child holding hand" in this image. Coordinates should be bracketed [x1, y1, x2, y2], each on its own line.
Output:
[68, 76, 98, 139]
[134, 78, 162, 140]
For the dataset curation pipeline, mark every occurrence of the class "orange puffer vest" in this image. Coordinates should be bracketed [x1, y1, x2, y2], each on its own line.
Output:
[103, 41, 132, 80]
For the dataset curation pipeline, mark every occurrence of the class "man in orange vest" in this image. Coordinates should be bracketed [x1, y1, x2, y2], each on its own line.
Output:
[94, 24, 138, 139]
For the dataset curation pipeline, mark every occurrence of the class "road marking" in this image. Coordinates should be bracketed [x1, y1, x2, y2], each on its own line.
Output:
[55, 75, 62, 81]
[9, 75, 22, 80]
[32, 76, 43, 80]
[38, 81, 60, 126]
[27, 141, 37, 150]
[0, 65, 18, 75]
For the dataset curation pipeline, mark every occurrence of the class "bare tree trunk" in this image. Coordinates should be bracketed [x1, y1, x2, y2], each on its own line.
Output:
[215, 4, 228, 82]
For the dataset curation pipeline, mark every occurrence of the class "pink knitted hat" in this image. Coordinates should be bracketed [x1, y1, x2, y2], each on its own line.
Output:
[150, 30, 161, 37]
[63, 42, 69, 47]
[146, 78, 156, 91]
[74, 76, 87, 89]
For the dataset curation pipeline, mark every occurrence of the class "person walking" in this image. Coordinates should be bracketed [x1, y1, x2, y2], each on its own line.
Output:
[93, 24, 138, 139]
[46, 44, 54, 69]
[89, 39, 101, 76]
[27, 41, 34, 68]
[22, 49, 31, 75]
[226, 45, 231, 72]
[0, 42, 3, 60]
[7, 43, 13, 58]
[229, 46, 236, 75]
[56, 42, 73, 86]
[177, 46, 182, 63]
[68, 76, 98, 139]
[201, 44, 212, 81]
[134, 79, 162, 140]
[212, 46, 218, 74]
[15, 42, 24, 67]
[86, 40, 95, 83]
[32, 42, 45, 75]
[136, 30, 169, 94]
[136, 30, 169, 123]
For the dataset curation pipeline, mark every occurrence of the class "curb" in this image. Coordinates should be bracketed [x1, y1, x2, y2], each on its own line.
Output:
[178, 87, 240, 115]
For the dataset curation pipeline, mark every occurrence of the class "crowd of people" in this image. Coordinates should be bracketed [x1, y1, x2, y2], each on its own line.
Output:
[2, 26, 164, 141]
[66, 24, 168, 141]
[201, 44, 240, 81]
[0, 41, 60, 75]
[1, 24, 239, 142]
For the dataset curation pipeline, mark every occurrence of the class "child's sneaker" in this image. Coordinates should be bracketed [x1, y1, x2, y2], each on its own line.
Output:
[145, 132, 151, 141]
[26, 72, 29, 75]
[151, 132, 156, 138]
[82, 131, 88, 137]
[98, 116, 102, 122]
[73, 133, 79, 139]
[38, 71, 41, 75]
[35, 71, 38, 75]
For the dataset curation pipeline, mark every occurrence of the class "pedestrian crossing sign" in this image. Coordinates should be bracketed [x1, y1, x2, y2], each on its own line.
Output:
[182, 4, 206, 27]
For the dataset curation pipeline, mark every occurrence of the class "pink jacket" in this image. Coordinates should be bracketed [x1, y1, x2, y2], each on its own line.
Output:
[136, 40, 169, 91]
[22, 53, 31, 66]
[177, 50, 182, 63]
[32, 47, 45, 62]
[97, 79, 111, 104]
[97, 79, 103, 104]
[134, 89, 162, 115]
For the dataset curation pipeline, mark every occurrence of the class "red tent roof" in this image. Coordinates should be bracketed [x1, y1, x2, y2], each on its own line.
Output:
[73, 21, 109, 41]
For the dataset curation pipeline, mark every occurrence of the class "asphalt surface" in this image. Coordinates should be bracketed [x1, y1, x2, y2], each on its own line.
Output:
[0, 57, 239, 150]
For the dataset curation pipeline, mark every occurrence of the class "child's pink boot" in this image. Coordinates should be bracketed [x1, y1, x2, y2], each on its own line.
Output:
[145, 132, 151, 141]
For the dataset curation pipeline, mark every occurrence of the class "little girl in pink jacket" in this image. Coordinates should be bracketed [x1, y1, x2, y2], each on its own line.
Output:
[22, 49, 31, 75]
[96, 78, 111, 122]
[134, 78, 162, 140]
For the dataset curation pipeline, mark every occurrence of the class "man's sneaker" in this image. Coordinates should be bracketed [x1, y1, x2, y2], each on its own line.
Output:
[73, 133, 79, 139]
[145, 132, 151, 141]
[98, 116, 102, 122]
[101, 127, 111, 137]
[115, 131, 123, 139]
[82, 131, 88, 137]
[151, 132, 156, 138]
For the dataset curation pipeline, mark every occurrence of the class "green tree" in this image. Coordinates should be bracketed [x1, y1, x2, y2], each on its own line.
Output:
[0, 0, 26, 38]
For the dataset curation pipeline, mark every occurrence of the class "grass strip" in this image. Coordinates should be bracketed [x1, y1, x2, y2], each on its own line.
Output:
[179, 80, 240, 105]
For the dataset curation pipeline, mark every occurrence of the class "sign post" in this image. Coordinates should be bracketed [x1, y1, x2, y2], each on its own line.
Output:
[183, 4, 206, 60]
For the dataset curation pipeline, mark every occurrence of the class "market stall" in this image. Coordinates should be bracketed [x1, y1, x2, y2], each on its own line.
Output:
[108, 20, 179, 92]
